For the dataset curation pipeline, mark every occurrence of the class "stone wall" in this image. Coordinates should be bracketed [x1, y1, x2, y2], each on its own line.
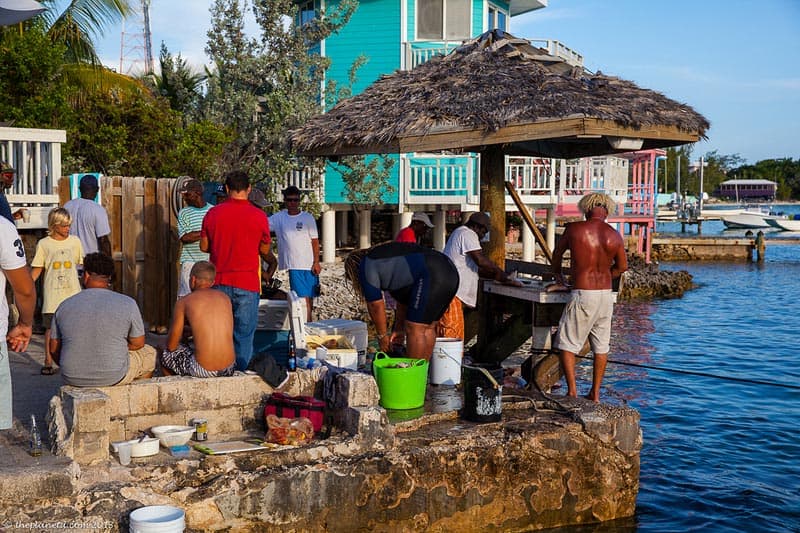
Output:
[46, 369, 334, 464]
[30, 369, 643, 531]
[7, 396, 641, 531]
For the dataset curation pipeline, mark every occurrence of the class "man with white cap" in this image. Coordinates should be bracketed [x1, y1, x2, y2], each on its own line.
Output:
[269, 185, 320, 322]
[395, 212, 433, 244]
[441, 212, 521, 340]
[176, 178, 212, 299]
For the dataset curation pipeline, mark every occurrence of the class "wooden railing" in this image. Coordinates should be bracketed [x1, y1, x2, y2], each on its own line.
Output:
[404, 155, 629, 208]
[403, 154, 479, 206]
[1, 127, 65, 229]
[402, 41, 461, 70]
[529, 39, 584, 68]
[268, 166, 324, 201]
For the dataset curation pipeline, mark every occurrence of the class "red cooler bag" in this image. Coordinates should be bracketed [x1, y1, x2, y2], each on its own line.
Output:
[264, 392, 326, 432]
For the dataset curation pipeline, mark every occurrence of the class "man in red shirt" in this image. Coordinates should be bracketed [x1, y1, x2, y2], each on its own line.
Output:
[395, 212, 433, 244]
[200, 170, 277, 371]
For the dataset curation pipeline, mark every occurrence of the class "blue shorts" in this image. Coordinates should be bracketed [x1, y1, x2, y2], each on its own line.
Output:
[289, 270, 320, 298]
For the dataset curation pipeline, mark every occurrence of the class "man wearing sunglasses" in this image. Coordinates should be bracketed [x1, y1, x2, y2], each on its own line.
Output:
[441, 212, 521, 340]
[268, 186, 320, 322]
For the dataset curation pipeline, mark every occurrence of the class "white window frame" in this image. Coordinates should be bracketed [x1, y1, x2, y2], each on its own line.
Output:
[415, 0, 472, 41]
[486, 3, 509, 32]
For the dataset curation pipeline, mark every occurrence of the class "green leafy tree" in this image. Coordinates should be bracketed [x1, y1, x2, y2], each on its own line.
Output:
[664, 145, 694, 196]
[145, 42, 205, 120]
[39, 0, 131, 65]
[201, 0, 357, 192]
[0, 24, 71, 127]
[699, 150, 745, 197]
[731, 158, 800, 200]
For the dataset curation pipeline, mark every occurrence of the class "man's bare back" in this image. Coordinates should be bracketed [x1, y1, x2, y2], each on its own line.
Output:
[170, 288, 235, 371]
[556, 216, 628, 290]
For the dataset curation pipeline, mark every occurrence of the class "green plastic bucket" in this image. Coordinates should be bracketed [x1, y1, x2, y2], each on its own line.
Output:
[372, 353, 428, 409]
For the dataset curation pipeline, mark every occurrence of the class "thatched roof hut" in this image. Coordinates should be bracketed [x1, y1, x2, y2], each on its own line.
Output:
[291, 30, 709, 159]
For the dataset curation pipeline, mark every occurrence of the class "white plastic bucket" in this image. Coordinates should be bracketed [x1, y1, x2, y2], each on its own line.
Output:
[430, 337, 463, 385]
[129, 505, 185, 532]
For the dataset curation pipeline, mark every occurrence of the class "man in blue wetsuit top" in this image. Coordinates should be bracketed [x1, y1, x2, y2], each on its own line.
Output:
[345, 242, 458, 360]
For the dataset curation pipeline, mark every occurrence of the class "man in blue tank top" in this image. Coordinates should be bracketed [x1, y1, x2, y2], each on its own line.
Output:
[345, 242, 458, 360]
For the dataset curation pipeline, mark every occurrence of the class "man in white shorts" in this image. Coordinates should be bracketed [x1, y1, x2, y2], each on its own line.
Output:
[553, 193, 628, 403]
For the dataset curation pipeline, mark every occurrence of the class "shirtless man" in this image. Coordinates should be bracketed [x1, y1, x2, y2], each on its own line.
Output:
[552, 193, 628, 403]
[160, 261, 236, 377]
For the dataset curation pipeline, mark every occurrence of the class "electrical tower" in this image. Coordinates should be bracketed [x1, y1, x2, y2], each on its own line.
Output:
[119, 0, 154, 75]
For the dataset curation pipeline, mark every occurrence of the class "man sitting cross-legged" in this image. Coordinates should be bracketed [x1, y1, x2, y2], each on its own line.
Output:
[51, 253, 156, 387]
[160, 261, 236, 377]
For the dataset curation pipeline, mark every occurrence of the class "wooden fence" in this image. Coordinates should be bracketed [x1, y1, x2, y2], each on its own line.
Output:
[58, 176, 180, 329]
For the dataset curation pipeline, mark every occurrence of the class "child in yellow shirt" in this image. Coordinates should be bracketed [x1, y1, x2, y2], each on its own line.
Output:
[31, 208, 84, 375]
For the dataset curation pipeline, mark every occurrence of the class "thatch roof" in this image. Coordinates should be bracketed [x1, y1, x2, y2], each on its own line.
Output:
[291, 30, 709, 159]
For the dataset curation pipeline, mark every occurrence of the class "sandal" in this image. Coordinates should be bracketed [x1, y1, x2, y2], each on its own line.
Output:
[40, 365, 57, 375]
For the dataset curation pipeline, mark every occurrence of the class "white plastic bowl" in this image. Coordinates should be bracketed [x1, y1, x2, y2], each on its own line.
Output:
[150, 425, 195, 447]
[112, 437, 160, 458]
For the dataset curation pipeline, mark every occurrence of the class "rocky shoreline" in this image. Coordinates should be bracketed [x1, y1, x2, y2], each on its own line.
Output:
[617, 256, 694, 300]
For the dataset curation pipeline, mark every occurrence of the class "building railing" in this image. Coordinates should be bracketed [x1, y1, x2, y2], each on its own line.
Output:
[402, 41, 461, 70]
[402, 153, 480, 207]
[1, 127, 66, 229]
[404, 154, 629, 209]
[529, 39, 584, 68]
[270, 166, 325, 201]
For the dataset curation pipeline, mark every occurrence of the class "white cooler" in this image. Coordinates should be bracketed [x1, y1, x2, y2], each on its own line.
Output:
[305, 318, 368, 367]
[256, 299, 290, 331]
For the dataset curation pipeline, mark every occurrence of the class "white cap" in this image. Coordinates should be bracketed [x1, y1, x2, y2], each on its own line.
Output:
[411, 212, 434, 228]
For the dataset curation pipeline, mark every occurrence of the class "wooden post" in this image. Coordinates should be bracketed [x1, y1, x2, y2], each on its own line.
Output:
[756, 231, 766, 262]
[143, 178, 160, 327]
[103, 176, 123, 290]
[480, 146, 506, 269]
[120, 178, 139, 302]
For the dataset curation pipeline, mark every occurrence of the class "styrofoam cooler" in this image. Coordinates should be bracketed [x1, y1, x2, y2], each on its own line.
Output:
[257, 299, 290, 330]
[305, 319, 368, 367]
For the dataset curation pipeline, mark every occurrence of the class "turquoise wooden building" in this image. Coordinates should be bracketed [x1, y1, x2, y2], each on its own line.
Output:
[292, 1, 636, 263]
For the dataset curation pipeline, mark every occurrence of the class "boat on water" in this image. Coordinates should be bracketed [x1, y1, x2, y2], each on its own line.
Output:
[720, 205, 785, 229]
[769, 215, 800, 232]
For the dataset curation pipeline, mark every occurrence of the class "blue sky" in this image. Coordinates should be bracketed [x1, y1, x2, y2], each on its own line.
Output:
[92, 0, 800, 164]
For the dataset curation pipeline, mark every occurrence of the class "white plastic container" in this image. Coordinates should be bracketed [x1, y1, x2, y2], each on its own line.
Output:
[430, 337, 463, 385]
[256, 299, 290, 331]
[129, 505, 185, 532]
[305, 318, 368, 366]
[288, 291, 307, 352]
[111, 437, 160, 458]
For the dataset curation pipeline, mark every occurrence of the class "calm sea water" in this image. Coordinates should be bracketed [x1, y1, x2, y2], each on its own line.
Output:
[552, 205, 800, 532]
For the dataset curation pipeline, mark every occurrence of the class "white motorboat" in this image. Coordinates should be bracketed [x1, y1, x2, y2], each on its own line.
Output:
[772, 216, 800, 232]
[720, 205, 783, 229]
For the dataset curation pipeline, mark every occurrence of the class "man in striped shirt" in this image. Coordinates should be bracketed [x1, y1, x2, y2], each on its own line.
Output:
[177, 178, 212, 299]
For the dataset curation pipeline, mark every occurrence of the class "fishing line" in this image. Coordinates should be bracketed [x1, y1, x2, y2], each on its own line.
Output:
[574, 354, 800, 391]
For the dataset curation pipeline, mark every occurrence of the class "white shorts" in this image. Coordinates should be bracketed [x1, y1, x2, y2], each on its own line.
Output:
[177, 261, 195, 299]
[556, 289, 614, 355]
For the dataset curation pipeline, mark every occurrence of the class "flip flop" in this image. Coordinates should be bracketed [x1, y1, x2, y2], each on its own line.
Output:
[40, 366, 57, 375]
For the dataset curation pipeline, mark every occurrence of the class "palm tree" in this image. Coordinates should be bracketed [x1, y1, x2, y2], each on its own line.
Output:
[145, 42, 206, 118]
[39, 0, 132, 65]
